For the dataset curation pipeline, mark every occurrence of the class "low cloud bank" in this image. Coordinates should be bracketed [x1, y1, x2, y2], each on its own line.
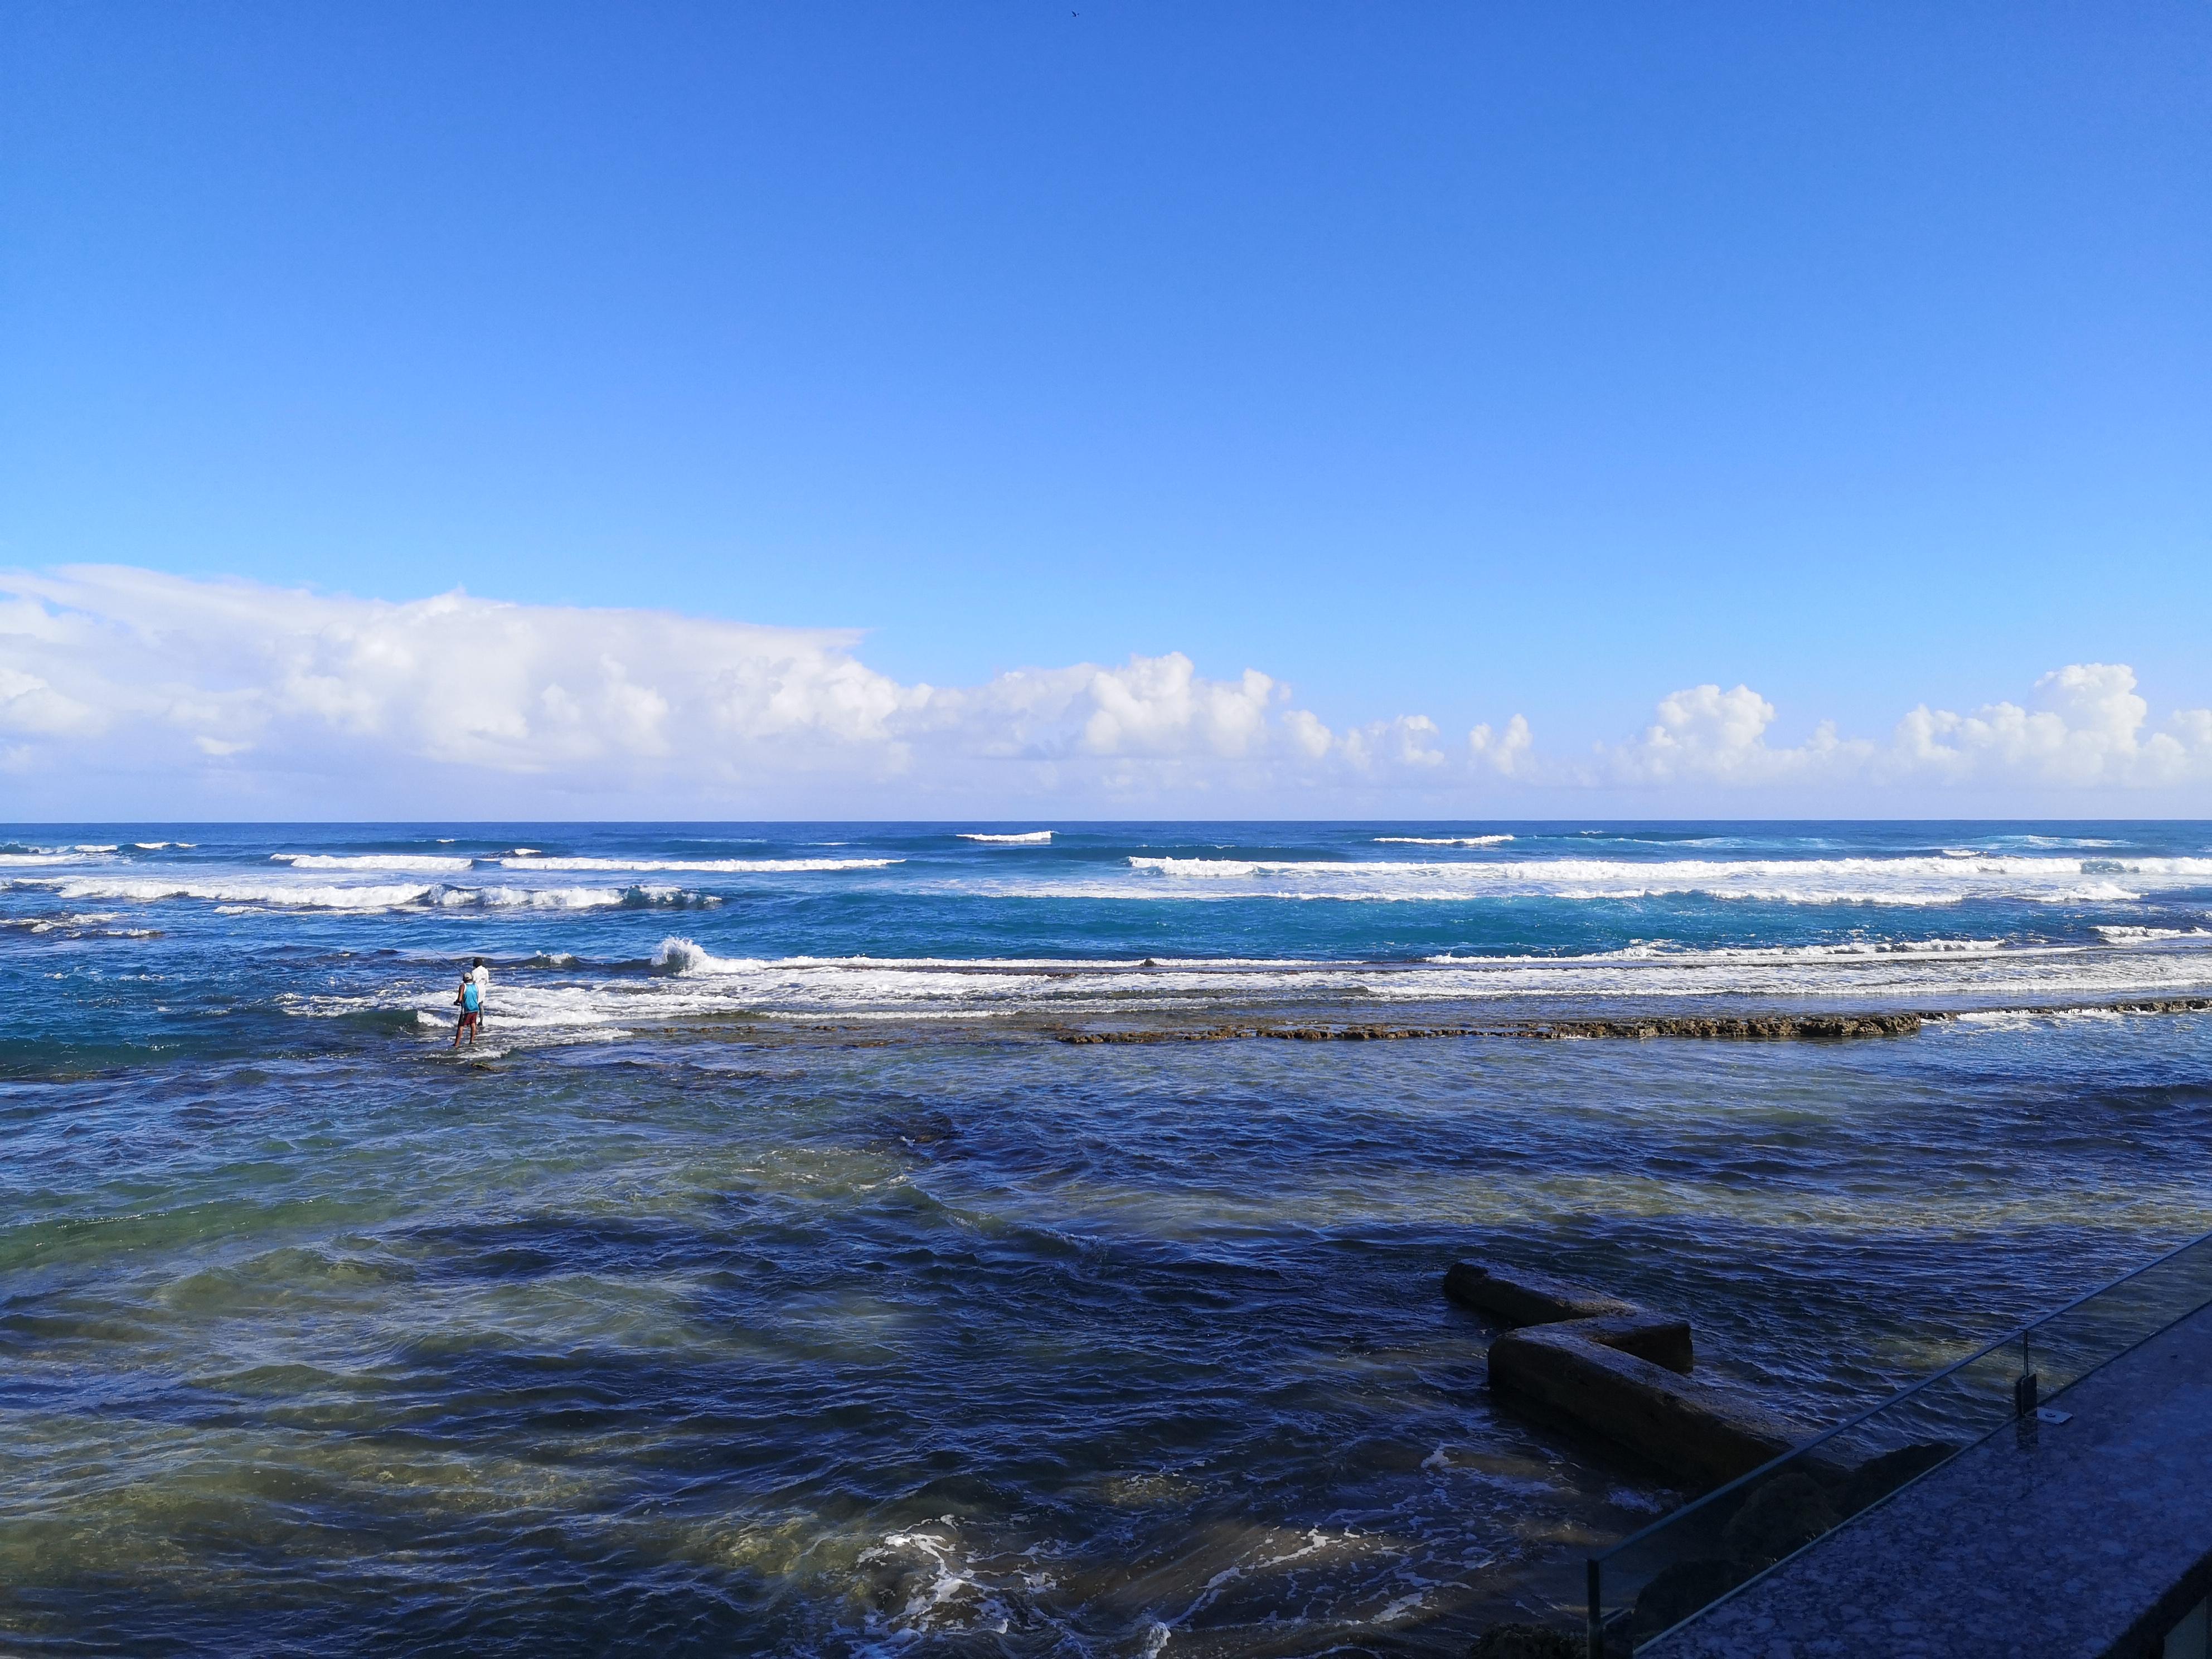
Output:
[1605, 665, 2212, 791]
[2, 566, 2208, 814]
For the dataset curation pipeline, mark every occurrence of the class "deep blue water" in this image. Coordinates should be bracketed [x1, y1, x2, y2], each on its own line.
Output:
[4, 823, 2211, 1655]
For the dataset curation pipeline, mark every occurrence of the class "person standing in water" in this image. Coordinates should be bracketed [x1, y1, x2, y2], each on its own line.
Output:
[470, 958, 491, 1030]
[452, 969, 483, 1049]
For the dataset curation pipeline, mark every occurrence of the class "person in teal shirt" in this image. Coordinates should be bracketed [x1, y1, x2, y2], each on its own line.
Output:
[452, 970, 483, 1049]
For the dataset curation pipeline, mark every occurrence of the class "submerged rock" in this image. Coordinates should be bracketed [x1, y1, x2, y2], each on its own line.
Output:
[1720, 1470, 1840, 1566]
[1632, 1557, 1745, 1641]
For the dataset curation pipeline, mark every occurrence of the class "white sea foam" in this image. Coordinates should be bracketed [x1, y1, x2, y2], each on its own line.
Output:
[653, 937, 760, 974]
[1374, 835, 1514, 846]
[25, 875, 712, 913]
[438, 885, 692, 910]
[0, 852, 101, 866]
[494, 856, 899, 873]
[1952, 1006, 2137, 1031]
[1104, 855, 2212, 905]
[2095, 925, 2212, 943]
[0, 910, 147, 937]
[1427, 937, 2018, 966]
[958, 831, 1053, 844]
[272, 853, 478, 872]
[132, 841, 191, 850]
[45, 876, 447, 910]
[292, 928, 2212, 1041]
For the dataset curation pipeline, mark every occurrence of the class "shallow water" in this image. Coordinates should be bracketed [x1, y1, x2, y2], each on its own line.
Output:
[5, 823, 2211, 1654]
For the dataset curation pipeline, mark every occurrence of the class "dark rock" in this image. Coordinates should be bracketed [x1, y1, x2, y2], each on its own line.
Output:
[1467, 1621, 1582, 1659]
[1632, 1557, 1744, 1641]
[1833, 1440, 1956, 1515]
[1530, 1013, 1923, 1041]
[889, 1110, 958, 1148]
[1721, 1471, 1840, 1566]
[1054, 1010, 1952, 1045]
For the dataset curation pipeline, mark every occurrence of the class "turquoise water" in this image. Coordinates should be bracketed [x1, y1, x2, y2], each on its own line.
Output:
[6, 823, 2212, 1653]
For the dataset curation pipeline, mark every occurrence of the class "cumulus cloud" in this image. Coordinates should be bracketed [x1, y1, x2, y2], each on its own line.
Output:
[1601, 665, 2212, 792]
[0, 567, 916, 786]
[0, 666, 98, 737]
[1886, 663, 2208, 787]
[4, 566, 2208, 814]
[1469, 714, 1533, 775]
[1607, 685, 1867, 785]
[0, 567, 1471, 811]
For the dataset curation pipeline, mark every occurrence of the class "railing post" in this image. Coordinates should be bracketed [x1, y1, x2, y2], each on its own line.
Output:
[1588, 1556, 1606, 1658]
[2014, 1332, 2039, 1417]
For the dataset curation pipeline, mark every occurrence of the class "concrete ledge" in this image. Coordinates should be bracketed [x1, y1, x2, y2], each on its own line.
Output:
[1444, 1260, 1655, 1330]
[1447, 1260, 1814, 1490]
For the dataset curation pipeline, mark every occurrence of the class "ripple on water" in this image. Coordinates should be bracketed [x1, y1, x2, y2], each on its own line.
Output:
[0, 1010, 2209, 1653]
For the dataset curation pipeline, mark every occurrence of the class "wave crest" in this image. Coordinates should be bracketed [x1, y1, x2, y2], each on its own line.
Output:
[1119, 854, 2212, 905]
[273, 853, 477, 872]
[499, 856, 898, 872]
[1374, 835, 1514, 846]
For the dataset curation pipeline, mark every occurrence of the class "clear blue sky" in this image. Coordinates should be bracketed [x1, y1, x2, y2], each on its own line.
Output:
[3, 1, 2206, 760]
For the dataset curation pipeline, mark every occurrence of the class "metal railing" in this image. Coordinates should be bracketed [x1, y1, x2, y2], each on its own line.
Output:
[1584, 1226, 2212, 1656]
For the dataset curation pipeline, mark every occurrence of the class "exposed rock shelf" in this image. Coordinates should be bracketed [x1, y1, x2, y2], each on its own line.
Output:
[1052, 997, 2212, 1046]
[1058, 1012, 1923, 1045]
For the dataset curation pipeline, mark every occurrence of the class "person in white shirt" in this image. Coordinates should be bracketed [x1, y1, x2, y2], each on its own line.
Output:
[469, 959, 491, 1029]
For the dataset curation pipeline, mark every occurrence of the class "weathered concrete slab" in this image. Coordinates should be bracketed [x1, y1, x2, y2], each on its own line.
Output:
[1490, 1323, 1803, 1491]
[1445, 1260, 1654, 1331]
[1643, 1300, 2212, 1659]
[1447, 1260, 1810, 1489]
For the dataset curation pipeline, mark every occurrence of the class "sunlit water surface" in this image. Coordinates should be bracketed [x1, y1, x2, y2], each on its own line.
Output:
[6, 823, 2212, 1655]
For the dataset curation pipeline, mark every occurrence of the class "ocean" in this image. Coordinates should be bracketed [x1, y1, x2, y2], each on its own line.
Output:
[5, 821, 2211, 1656]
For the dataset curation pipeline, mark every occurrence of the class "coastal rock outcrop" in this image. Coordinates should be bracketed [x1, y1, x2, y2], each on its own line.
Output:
[1056, 1012, 1927, 1045]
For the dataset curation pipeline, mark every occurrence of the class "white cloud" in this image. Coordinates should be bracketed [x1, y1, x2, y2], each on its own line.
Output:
[1607, 685, 1869, 785]
[3, 566, 2208, 814]
[0, 568, 921, 789]
[1598, 664, 2212, 793]
[1885, 663, 2206, 787]
[0, 666, 99, 736]
[1469, 714, 1532, 775]
[0, 567, 1464, 812]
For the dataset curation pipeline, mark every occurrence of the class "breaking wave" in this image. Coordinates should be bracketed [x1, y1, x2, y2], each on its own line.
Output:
[498, 856, 899, 872]
[1115, 855, 2212, 905]
[1374, 835, 1514, 846]
[384, 928, 2212, 1034]
[273, 852, 478, 872]
[19, 876, 718, 913]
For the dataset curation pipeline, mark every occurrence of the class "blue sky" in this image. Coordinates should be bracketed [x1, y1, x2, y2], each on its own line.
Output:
[1, 3, 2208, 816]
